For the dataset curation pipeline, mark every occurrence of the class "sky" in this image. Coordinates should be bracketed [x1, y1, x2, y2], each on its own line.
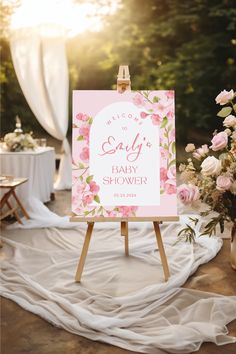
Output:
[7, 0, 120, 36]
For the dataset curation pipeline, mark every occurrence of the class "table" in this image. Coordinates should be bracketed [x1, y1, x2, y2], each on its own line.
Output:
[0, 147, 55, 204]
[0, 177, 29, 224]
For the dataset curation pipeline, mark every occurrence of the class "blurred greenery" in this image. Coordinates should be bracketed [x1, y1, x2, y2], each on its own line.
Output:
[1, 0, 236, 145]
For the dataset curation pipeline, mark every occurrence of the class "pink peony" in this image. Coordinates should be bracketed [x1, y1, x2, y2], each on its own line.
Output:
[140, 111, 149, 119]
[151, 114, 162, 125]
[215, 89, 234, 105]
[82, 193, 94, 206]
[223, 115, 236, 128]
[80, 147, 89, 162]
[210, 131, 228, 151]
[76, 113, 88, 121]
[216, 175, 233, 191]
[177, 184, 200, 205]
[89, 181, 100, 195]
[133, 94, 145, 107]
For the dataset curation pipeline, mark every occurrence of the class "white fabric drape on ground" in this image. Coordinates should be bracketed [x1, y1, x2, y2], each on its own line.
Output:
[1, 218, 236, 353]
[10, 25, 71, 190]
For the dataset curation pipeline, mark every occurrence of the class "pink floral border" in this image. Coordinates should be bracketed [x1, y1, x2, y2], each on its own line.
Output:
[72, 91, 176, 218]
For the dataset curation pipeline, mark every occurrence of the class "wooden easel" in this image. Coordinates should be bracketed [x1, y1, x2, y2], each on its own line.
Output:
[71, 66, 179, 282]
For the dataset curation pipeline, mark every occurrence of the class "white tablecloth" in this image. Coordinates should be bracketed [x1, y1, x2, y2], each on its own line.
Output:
[0, 147, 55, 203]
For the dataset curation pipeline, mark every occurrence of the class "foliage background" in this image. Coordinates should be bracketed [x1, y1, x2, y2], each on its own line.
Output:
[1, 0, 236, 152]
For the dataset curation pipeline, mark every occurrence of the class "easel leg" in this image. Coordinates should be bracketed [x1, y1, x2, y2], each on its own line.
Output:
[121, 221, 129, 256]
[153, 221, 170, 281]
[75, 222, 94, 282]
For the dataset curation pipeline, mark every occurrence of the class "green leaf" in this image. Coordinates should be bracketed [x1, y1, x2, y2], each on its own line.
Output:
[168, 159, 176, 167]
[160, 117, 168, 128]
[94, 195, 100, 203]
[88, 117, 93, 124]
[84, 211, 90, 216]
[79, 176, 83, 181]
[86, 175, 93, 183]
[77, 135, 84, 141]
[153, 96, 160, 103]
[217, 107, 232, 117]
[79, 163, 85, 169]
[233, 104, 236, 113]
[172, 141, 176, 154]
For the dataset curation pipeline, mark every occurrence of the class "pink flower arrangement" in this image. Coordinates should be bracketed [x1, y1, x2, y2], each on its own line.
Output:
[178, 89, 236, 237]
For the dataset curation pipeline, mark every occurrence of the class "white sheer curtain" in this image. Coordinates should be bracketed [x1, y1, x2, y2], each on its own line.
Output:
[10, 25, 71, 190]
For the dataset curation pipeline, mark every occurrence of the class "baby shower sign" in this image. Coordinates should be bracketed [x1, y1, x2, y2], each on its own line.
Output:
[72, 90, 177, 218]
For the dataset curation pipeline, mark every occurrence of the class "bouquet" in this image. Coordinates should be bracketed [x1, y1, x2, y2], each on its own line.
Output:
[177, 89, 236, 242]
[4, 132, 37, 152]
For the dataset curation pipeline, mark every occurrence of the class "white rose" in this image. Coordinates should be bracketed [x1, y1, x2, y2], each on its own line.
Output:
[185, 143, 195, 153]
[201, 156, 222, 176]
[215, 89, 234, 105]
[223, 115, 236, 128]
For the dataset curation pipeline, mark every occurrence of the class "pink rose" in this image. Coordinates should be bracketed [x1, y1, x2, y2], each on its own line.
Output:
[167, 111, 174, 119]
[210, 131, 228, 151]
[76, 113, 88, 121]
[167, 166, 176, 179]
[160, 167, 168, 182]
[166, 90, 175, 99]
[82, 193, 94, 206]
[151, 114, 162, 125]
[177, 184, 200, 205]
[216, 176, 233, 191]
[165, 180, 176, 194]
[89, 181, 100, 195]
[192, 144, 209, 160]
[223, 115, 236, 128]
[215, 89, 234, 105]
[80, 147, 89, 162]
[133, 94, 145, 107]
[140, 111, 149, 119]
[79, 124, 90, 139]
